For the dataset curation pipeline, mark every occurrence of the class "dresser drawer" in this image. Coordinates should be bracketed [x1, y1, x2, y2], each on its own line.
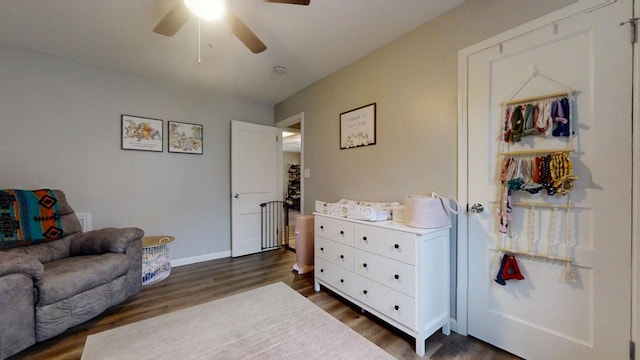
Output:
[354, 224, 416, 265]
[353, 249, 416, 297]
[315, 216, 354, 246]
[353, 275, 416, 330]
[315, 258, 354, 296]
[315, 237, 354, 271]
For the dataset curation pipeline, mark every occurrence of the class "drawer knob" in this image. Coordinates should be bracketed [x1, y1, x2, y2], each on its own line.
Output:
[362, 236, 368, 242]
[340, 278, 344, 283]
[320, 247, 324, 252]
[394, 305, 400, 311]
[320, 225, 324, 230]
[394, 243, 400, 250]
[363, 290, 368, 295]
[339, 254, 344, 259]
[340, 230, 344, 235]
[394, 274, 400, 280]
[320, 268, 324, 273]
[362, 263, 367, 268]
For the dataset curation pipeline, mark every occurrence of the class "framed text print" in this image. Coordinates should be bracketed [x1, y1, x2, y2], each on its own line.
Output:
[340, 103, 376, 149]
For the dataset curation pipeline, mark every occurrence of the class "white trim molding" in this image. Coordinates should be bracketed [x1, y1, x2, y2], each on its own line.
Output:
[276, 112, 305, 213]
[632, 0, 639, 347]
[171, 250, 231, 267]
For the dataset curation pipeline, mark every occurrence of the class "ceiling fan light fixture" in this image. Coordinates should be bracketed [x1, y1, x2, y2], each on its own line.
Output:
[184, 0, 225, 20]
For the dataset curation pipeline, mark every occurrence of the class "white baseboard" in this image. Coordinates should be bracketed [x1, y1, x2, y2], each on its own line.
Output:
[171, 251, 231, 267]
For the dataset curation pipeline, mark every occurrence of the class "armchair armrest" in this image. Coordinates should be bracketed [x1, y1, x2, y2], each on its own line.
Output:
[0, 251, 44, 281]
[0, 252, 40, 359]
[70, 227, 144, 256]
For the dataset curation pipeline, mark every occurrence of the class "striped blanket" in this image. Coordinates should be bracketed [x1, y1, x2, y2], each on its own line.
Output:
[0, 189, 64, 248]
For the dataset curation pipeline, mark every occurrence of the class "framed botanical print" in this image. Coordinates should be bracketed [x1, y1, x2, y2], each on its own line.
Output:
[168, 121, 203, 154]
[121, 115, 163, 152]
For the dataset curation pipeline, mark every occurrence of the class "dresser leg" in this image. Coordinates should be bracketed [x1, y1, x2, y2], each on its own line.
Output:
[442, 321, 451, 335]
[416, 338, 426, 357]
[314, 279, 320, 292]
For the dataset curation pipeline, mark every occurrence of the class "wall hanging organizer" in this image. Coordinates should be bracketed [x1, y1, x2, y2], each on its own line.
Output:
[493, 67, 583, 284]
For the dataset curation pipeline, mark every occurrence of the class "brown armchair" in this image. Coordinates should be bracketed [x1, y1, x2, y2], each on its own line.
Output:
[0, 189, 143, 359]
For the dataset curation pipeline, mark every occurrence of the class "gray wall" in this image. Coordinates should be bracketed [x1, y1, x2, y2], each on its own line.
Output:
[0, 0, 575, 270]
[275, 0, 574, 213]
[0, 44, 273, 261]
[274, 0, 575, 320]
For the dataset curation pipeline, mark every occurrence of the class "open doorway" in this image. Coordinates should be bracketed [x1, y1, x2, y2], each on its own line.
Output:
[276, 113, 304, 250]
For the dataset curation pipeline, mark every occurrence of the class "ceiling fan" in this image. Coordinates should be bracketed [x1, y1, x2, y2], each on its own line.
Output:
[153, 0, 310, 54]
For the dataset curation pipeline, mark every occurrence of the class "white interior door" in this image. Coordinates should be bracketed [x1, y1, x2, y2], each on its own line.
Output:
[231, 120, 282, 257]
[463, 1, 633, 359]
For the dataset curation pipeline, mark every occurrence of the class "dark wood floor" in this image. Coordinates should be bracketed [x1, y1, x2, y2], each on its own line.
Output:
[10, 249, 519, 360]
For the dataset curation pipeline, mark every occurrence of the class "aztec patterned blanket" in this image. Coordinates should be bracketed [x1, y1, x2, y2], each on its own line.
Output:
[0, 189, 64, 248]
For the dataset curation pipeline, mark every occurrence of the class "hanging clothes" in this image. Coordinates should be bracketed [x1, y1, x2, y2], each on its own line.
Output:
[552, 97, 571, 137]
[549, 152, 578, 194]
[522, 103, 540, 136]
[502, 106, 514, 142]
[536, 99, 553, 136]
[508, 106, 525, 143]
[494, 82, 579, 281]
[501, 95, 572, 143]
[498, 157, 514, 234]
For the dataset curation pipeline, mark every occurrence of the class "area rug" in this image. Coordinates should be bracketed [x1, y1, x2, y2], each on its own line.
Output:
[81, 282, 394, 359]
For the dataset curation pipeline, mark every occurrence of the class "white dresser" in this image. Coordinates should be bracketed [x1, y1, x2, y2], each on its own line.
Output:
[313, 213, 451, 356]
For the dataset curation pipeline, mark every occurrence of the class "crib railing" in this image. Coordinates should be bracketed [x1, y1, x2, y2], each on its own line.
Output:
[260, 201, 290, 251]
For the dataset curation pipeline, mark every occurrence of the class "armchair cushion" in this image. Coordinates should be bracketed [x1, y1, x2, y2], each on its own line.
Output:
[4, 238, 71, 264]
[38, 254, 129, 305]
[70, 227, 144, 256]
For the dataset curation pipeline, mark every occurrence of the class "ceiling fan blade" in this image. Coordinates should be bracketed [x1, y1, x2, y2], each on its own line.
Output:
[226, 12, 267, 54]
[266, 0, 310, 5]
[153, 1, 191, 36]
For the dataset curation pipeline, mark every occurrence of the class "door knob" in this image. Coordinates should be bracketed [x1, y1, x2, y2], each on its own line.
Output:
[233, 193, 239, 199]
[470, 203, 484, 213]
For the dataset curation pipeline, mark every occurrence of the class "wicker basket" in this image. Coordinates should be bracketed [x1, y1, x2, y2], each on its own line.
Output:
[141, 236, 174, 286]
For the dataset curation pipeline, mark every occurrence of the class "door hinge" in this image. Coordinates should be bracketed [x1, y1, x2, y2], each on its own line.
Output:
[631, 340, 636, 360]
[620, 18, 639, 44]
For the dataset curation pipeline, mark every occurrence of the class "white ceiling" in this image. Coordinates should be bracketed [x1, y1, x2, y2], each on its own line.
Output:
[0, 0, 464, 105]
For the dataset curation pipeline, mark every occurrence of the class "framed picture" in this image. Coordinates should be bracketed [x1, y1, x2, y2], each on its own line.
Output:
[121, 115, 163, 152]
[340, 103, 376, 149]
[168, 121, 203, 154]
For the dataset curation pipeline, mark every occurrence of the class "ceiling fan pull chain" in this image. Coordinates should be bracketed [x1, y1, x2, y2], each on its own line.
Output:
[197, 18, 202, 64]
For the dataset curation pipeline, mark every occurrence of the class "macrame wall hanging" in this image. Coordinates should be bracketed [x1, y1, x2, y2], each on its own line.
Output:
[494, 66, 580, 284]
